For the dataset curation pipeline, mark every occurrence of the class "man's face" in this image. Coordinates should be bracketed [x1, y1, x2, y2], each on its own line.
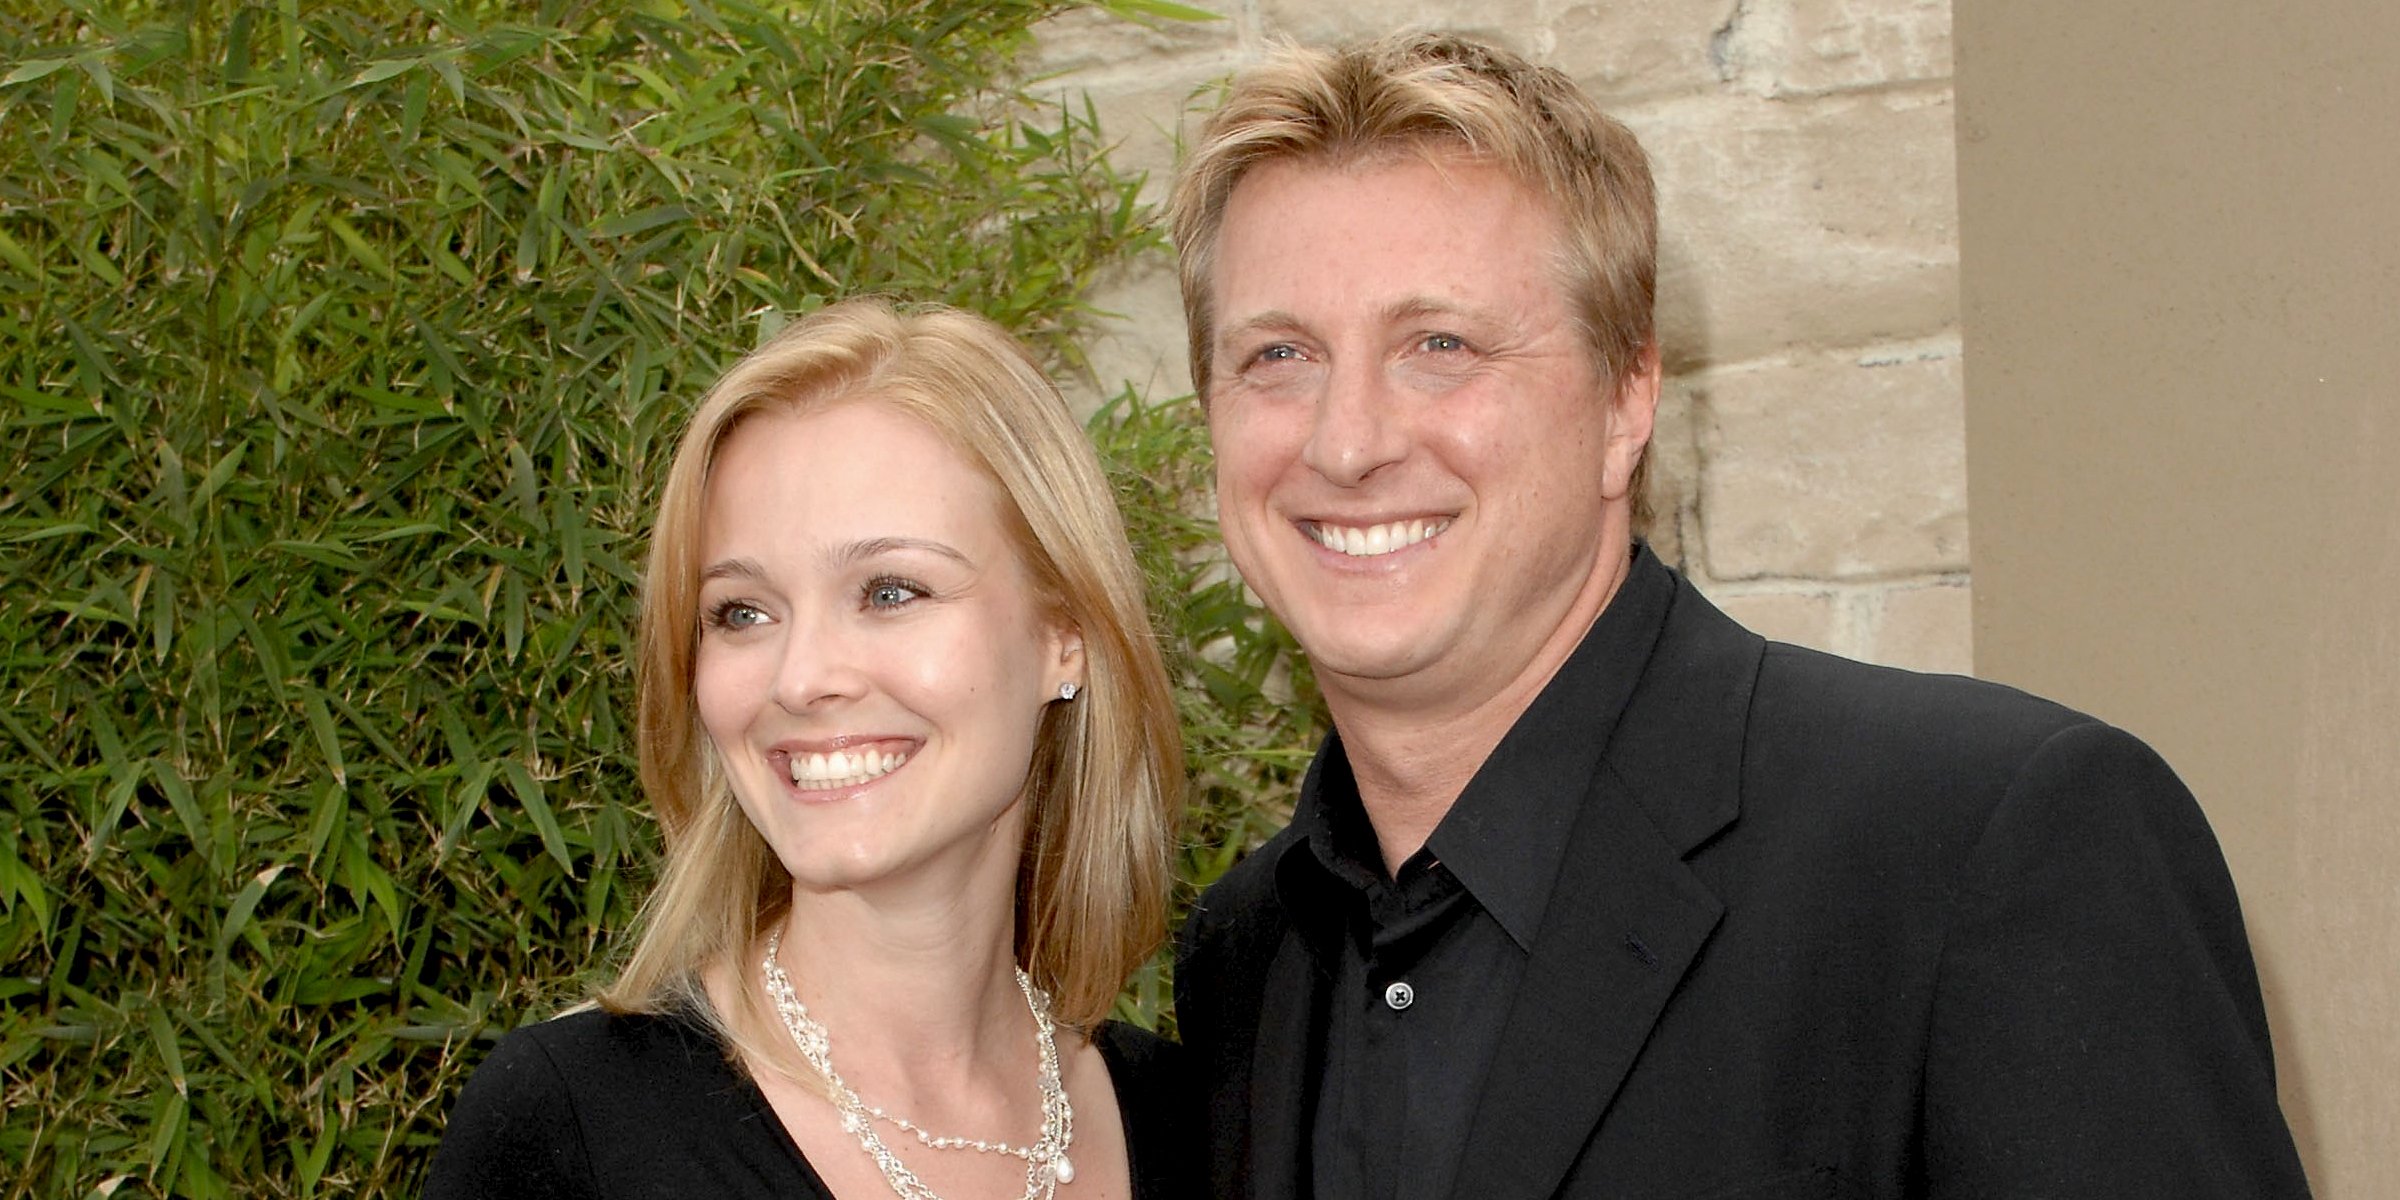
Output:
[1205, 153, 1654, 715]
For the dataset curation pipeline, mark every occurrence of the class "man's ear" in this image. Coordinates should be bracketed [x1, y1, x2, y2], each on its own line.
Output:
[1603, 342, 1662, 501]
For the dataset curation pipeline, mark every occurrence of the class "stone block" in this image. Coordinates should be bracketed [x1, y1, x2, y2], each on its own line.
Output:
[1642, 371, 1705, 565]
[1026, 6, 1239, 80]
[1719, 0, 1954, 97]
[1062, 255, 1193, 416]
[1631, 89, 1958, 368]
[1549, 0, 1741, 102]
[1865, 579, 1973, 674]
[1694, 342, 1967, 579]
[1708, 588, 1842, 654]
[1256, 0, 1545, 58]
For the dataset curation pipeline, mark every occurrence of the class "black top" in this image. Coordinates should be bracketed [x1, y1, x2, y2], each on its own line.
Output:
[424, 1008, 1200, 1199]
[1283, 549, 1672, 1200]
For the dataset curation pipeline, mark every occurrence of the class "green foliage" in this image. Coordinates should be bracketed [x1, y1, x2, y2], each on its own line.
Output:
[0, 0, 1304, 1195]
[1087, 387, 1322, 1026]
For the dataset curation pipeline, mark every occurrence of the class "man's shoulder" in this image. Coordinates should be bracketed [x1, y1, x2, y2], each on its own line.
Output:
[1179, 819, 1308, 979]
[1751, 641, 2093, 761]
[1188, 820, 1303, 931]
[1730, 640, 2187, 853]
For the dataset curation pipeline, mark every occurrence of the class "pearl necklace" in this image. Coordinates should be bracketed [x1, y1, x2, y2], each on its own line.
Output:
[761, 930, 1076, 1200]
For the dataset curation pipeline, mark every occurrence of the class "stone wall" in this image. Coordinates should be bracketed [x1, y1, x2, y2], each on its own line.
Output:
[1032, 0, 1971, 674]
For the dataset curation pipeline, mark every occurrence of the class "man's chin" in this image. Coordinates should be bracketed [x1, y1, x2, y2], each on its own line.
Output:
[1304, 633, 1455, 695]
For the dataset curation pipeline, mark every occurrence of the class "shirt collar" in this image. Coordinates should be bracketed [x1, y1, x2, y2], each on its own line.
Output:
[1277, 544, 1678, 949]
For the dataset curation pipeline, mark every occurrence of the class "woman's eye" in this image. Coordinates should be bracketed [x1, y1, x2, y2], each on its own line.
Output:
[706, 600, 769, 630]
[865, 578, 926, 609]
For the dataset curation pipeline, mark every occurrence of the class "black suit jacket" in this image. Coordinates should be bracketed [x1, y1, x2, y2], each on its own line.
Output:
[1176, 567, 2309, 1199]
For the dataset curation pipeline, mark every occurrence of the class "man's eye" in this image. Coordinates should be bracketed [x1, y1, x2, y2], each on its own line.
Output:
[1421, 333, 1467, 353]
[865, 578, 927, 609]
[1255, 343, 1302, 364]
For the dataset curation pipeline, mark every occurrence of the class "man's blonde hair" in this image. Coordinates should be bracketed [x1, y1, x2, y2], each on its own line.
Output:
[1167, 31, 1661, 518]
[603, 299, 1180, 1082]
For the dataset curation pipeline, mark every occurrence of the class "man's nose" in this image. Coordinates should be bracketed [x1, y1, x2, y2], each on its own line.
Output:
[1300, 359, 1408, 486]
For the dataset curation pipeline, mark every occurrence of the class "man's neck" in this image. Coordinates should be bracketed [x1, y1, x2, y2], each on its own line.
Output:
[1325, 542, 1636, 874]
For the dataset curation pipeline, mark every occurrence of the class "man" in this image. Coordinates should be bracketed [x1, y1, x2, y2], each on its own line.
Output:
[1166, 32, 2310, 1199]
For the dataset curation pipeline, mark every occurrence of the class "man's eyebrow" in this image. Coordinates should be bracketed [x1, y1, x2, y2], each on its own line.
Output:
[1381, 295, 1500, 326]
[1217, 297, 1502, 345]
[1217, 309, 1307, 344]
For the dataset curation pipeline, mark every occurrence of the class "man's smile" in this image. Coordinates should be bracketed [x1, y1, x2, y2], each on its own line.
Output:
[1301, 517, 1453, 558]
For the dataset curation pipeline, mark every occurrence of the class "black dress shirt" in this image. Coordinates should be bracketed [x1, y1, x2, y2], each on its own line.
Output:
[1278, 550, 1673, 1200]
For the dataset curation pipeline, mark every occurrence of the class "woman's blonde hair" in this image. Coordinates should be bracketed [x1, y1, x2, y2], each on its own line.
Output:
[601, 298, 1180, 1077]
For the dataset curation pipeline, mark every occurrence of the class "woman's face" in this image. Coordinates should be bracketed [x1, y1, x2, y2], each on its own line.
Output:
[691, 401, 1081, 898]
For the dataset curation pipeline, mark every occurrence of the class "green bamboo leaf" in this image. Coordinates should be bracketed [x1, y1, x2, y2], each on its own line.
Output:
[192, 438, 249, 509]
[87, 767, 141, 864]
[146, 1004, 189, 1097]
[499, 758, 573, 874]
[589, 204, 691, 238]
[295, 1115, 337, 1193]
[0, 843, 52, 932]
[306, 783, 344, 869]
[149, 564, 176, 662]
[356, 522, 444, 542]
[0, 226, 40, 277]
[147, 1090, 186, 1175]
[152, 759, 217, 871]
[269, 539, 367, 569]
[344, 834, 402, 943]
[436, 759, 497, 865]
[5, 522, 98, 543]
[215, 864, 284, 960]
[324, 214, 394, 278]
[348, 57, 419, 88]
[2, 58, 72, 86]
[77, 49, 114, 107]
[300, 688, 347, 785]
[1098, 0, 1223, 20]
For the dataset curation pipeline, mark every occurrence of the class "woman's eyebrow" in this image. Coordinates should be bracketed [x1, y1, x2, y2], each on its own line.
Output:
[699, 556, 767, 583]
[831, 536, 975, 570]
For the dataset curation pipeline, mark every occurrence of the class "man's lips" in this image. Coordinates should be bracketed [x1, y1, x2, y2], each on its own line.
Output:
[1300, 516, 1453, 558]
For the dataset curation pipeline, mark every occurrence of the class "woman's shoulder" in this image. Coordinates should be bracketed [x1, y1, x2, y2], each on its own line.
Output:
[486, 1005, 729, 1089]
[425, 1006, 803, 1199]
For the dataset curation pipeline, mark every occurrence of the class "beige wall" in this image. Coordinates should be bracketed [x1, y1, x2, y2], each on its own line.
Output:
[1955, 2, 2400, 1195]
[1035, 0, 1975, 673]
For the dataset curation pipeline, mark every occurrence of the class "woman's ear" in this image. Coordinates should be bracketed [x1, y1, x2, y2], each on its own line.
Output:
[1048, 620, 1087, 702]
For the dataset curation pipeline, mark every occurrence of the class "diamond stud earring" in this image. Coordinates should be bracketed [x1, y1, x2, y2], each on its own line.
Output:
[1057, 682, 1080, 701]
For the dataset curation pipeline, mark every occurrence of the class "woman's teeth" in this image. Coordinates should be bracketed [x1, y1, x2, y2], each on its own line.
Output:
[788, 749, 907, 790]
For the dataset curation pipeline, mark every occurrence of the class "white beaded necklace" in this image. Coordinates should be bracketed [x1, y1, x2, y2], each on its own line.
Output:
[761, 929, 1076, 1200]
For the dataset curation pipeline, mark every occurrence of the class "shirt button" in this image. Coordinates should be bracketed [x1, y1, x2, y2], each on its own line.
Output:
[1383, 980, 1416, 1011]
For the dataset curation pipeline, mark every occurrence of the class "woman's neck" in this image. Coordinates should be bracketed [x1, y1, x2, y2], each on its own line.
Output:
[759, 866, 1035, 1100]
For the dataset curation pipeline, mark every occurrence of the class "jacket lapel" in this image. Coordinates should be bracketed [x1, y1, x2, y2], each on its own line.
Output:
[1447, 574, 1763, 1198]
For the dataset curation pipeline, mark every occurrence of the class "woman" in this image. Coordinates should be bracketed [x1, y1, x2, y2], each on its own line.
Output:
[427, 299, 1192, 1199]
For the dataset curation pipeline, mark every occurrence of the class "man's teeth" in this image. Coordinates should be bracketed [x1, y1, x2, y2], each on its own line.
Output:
[788, 749, 907, 789]
[1309, 518, 1449, 557]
